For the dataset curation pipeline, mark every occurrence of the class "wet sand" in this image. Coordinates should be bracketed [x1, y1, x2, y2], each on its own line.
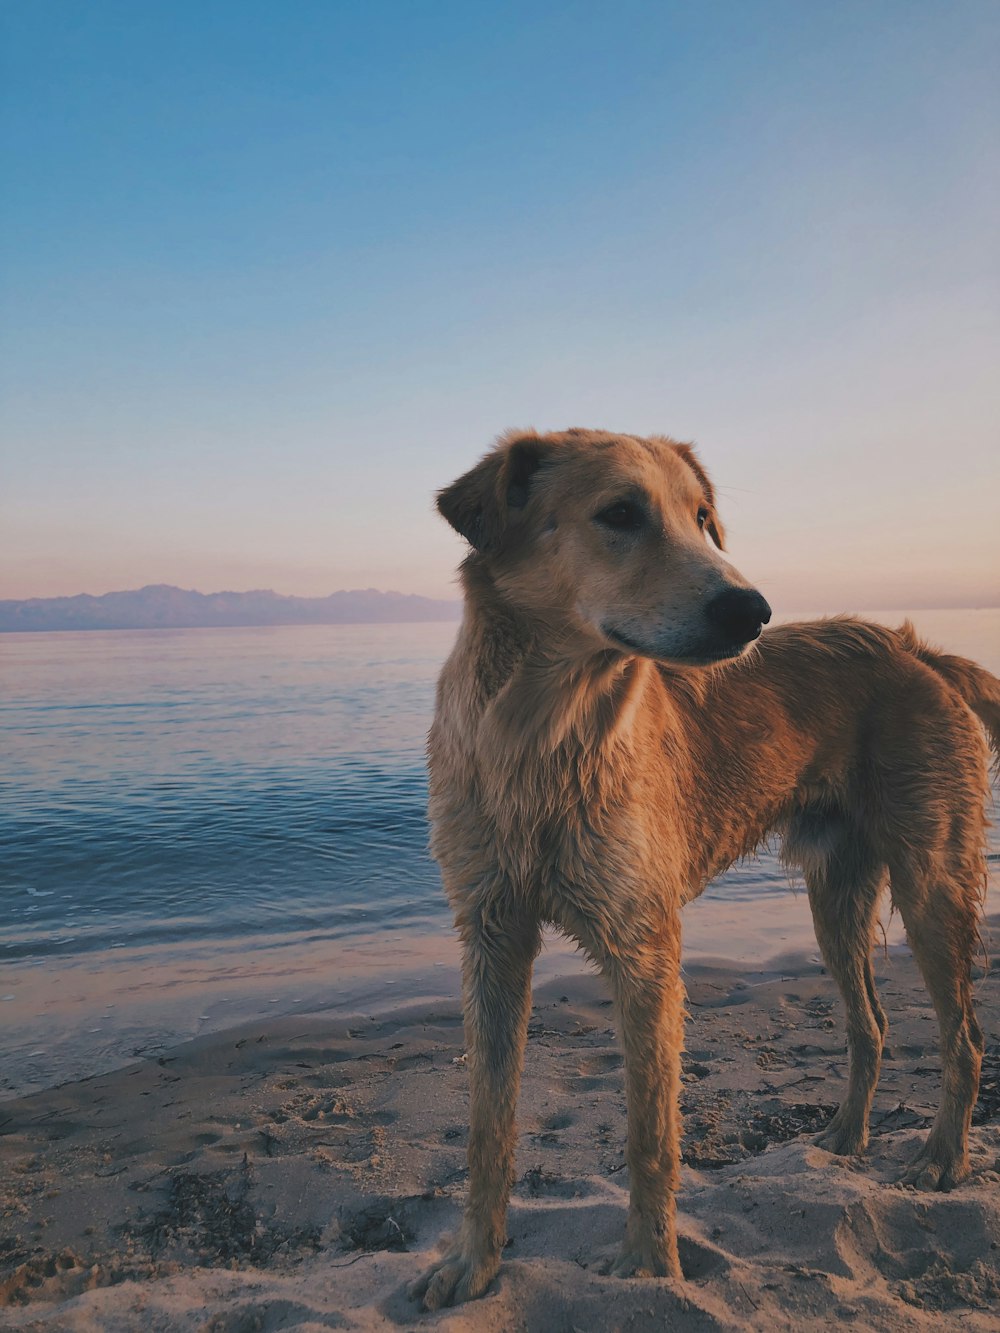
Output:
[0, 882, 836, 1102]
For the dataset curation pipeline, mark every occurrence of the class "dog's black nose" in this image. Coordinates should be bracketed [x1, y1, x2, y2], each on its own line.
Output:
[704, 588, 772, 644]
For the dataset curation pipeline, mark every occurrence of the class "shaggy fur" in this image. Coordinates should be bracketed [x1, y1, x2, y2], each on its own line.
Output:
[409, 429, 1000, 1311]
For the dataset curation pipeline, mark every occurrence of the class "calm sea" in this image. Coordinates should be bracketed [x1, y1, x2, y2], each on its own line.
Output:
[1, 610, 998, 1096]
[2, 622, 453, 964]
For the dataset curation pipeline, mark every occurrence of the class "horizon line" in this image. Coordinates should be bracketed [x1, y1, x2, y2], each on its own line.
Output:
[1, 581, 997, 616]
[0, 582, 458, 603]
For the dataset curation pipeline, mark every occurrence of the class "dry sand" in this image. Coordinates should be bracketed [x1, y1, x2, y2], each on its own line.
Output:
[2, 914, 999, 1332]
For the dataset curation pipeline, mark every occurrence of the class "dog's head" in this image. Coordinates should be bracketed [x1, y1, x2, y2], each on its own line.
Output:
[438, 428, 770, 666]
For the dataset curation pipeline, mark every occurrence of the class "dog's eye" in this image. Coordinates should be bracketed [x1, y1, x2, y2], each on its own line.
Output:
[696, 507, 709, 531]
[594, 501, 645, 532]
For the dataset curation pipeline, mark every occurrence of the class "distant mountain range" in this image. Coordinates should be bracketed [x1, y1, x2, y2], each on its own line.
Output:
[0, 585, 463, 632]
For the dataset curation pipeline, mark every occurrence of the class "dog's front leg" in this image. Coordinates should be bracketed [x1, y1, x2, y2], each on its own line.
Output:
[409, 904, 540, 1311]
[606, 921, 684, 1281]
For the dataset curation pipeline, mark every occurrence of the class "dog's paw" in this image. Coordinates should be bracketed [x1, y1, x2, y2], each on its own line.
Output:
[898, 1137, 969, 1192]
[407, 1248, 500, 1311]
[814, 1107, 868, 1157]
[596, 1238, 682, 1281]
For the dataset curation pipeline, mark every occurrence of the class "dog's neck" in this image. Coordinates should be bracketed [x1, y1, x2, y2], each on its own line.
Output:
[459, 560, 657, 757]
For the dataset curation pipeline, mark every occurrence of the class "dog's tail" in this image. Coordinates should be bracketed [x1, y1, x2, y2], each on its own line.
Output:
[898, 620, 1000, 763]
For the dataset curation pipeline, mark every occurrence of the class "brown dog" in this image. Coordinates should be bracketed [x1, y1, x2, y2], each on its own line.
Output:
[409, 429, 1000, 1310]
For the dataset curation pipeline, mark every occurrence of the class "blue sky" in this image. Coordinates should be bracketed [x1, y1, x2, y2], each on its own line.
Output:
[2, 1, 998, 608]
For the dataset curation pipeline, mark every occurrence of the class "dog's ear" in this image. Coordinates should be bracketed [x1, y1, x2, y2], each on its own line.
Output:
[437, 435, 549, 551]
[672, 442, 726, 550]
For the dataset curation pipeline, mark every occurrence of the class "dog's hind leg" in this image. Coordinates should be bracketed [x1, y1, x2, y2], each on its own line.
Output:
[790, 814, 888, 1157]
[409, 902, 541, 1310]
[890, 859, 984, 1190]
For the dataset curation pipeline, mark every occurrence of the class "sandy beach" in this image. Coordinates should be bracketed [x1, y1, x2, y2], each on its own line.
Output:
[4, 0, 999, 1319]
[2, 908, 998, 1331]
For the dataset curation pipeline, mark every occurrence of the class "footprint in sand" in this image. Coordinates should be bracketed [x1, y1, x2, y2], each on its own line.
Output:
[530, 1110, 576, 1144]
[565, 1049, 623, 1092]
[265, 1092, 353, 1128]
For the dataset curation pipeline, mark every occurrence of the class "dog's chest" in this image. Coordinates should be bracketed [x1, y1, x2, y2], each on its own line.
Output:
[492, 751, 607, 878]
[429, 712, 641, 902]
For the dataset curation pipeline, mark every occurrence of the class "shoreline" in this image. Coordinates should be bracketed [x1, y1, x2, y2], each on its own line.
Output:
[0, 882, 937, 1104]
[4, 607, 996, 1108]
[2, 915, 998, 1328]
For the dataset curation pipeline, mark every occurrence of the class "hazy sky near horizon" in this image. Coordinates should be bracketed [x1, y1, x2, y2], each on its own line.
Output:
[2, 1, 998, 611]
